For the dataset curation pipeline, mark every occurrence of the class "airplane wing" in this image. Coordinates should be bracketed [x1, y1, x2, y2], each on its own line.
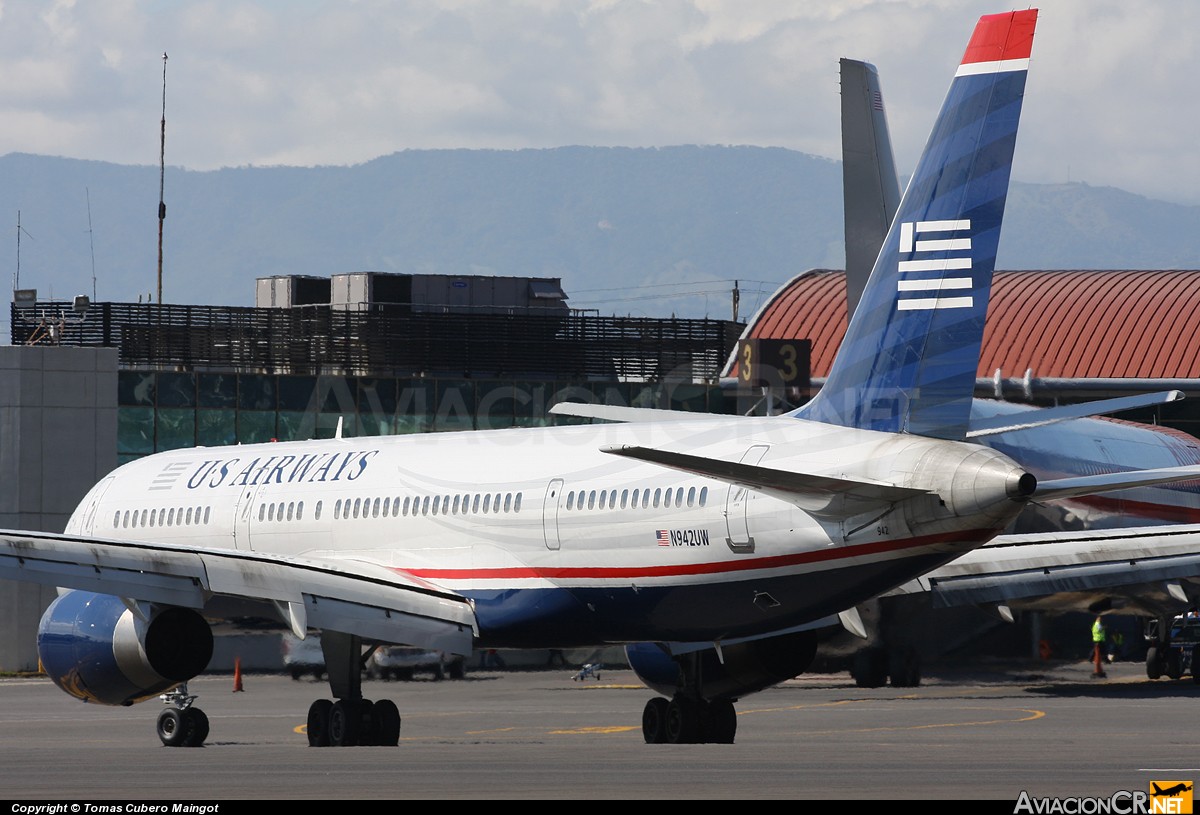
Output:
[0, 529, 477, 654]
[893, 524, 1200, 610]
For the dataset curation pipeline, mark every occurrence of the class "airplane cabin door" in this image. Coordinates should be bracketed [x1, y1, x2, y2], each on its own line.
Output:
[232, 484, 264, 550]
[543, 478, 564, 550]
[76, 476, 115, 535]
[725, 445, 768, 553]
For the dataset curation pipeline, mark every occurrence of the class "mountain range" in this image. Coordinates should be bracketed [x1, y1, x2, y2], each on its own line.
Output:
[2, 146, 1198, 321]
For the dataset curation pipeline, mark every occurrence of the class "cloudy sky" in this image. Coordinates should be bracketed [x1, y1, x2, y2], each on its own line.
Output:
[0, 0, 1196, 205]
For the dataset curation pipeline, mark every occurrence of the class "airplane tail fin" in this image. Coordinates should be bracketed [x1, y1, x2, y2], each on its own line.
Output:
[798, 10, 1037, 440]
[841, 58, 900, 318]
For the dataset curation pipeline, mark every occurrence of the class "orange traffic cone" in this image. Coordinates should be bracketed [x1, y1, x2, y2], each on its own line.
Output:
[232, 657, 245, 692]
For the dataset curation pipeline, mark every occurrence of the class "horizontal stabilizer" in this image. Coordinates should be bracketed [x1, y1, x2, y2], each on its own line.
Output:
[548, 403, 727, 424]
[1034, 465, 1200, 503]
[911, 524, 1200, 608]
[965, 391, 1184, 438]
[601, 444, 929, 516]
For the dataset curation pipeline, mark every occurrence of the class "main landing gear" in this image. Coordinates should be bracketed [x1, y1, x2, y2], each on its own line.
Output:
[641, 652, 737, 744]
[156, 684, 209, 747]
[305, 632, 401, 747]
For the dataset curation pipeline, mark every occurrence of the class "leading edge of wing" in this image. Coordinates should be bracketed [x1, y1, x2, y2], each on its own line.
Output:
[601, 444, 929, 516]
[0, 530, 476, 654]
[909, 524, 1200, 608]
[1034, 465, 1200, 503]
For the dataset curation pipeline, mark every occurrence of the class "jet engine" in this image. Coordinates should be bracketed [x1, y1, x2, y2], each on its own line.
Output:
[626, 629, 819, 700]
[37, 590, 213, 706]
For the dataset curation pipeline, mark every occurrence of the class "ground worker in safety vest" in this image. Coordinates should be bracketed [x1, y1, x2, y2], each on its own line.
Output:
[1092, 616, 1107, 678]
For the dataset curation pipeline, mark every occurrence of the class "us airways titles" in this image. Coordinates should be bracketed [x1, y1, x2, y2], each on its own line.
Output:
[185, 449, 380, 490]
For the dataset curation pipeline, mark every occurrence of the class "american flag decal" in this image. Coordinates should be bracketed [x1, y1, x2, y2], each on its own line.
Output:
[656, 530, 671, 546]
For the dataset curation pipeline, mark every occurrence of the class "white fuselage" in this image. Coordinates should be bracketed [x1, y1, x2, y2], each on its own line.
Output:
[65, 416, 1027, 645]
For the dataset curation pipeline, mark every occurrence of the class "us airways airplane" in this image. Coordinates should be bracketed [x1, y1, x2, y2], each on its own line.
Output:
[5, 8, 1197, 749]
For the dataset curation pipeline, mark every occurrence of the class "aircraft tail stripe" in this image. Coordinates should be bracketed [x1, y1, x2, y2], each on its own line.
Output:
[960, 10, 1036, 65]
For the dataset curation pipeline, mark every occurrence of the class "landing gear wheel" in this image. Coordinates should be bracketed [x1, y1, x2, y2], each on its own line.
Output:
[307, 699, 333, 747]
[182, 708, 209, 747]
[666, 697, 700, 744]
[1147, 646, 1163, 680]
[329, 699, 362, 747]
[372, 700, 401, 746]
[642, 697, 668, 744]
[889, 649, 922, 688]
[157, 708, 188, 747]
[705, 700, 737, 744]
[853, 647, 888, 688]
[1167, 652, 1183, 680]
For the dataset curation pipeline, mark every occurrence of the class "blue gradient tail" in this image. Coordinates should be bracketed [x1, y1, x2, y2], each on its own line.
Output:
[797, 10, 1038, 440]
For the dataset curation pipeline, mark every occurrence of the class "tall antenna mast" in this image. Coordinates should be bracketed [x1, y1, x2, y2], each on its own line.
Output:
[157, 51, 167, 306]
[86, 188, 97, 300]
[15, 210, 32, 292]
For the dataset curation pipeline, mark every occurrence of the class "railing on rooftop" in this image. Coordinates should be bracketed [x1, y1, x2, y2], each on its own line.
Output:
[11, 301, 743, 381]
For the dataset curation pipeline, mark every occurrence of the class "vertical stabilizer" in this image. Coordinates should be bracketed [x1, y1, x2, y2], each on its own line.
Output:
[800, 10, 1037, 440]
[841, 58, 901, 318]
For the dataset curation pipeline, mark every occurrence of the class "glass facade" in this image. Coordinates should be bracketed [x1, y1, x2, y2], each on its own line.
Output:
[117, 371, 735, 462]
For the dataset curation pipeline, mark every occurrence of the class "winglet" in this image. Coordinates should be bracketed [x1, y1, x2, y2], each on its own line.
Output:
[797, 9, 1038, 441]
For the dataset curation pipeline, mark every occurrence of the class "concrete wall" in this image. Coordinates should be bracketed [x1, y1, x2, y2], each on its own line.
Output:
[0, 346, 118, 670]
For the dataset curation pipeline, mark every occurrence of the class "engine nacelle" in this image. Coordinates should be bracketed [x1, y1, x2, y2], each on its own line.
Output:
[38, 591, 214, 706]
[626, 629, 819, 701]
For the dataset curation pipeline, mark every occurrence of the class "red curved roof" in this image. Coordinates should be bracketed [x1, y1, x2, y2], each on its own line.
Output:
[730, 269, 1200, 379]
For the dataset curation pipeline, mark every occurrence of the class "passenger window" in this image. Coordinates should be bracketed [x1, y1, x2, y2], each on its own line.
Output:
[514, 493, 522, 512]
[167, 508, 175, 526]
[653, 488, 661, 508]
[472, 494, 481, 513]
[422, 496, 430, 515]
[122, 510, 130, 528]
[483, 494, 491, 514]
[314, 501, 321, 521]
[620, 489, 629, 509]
[382, 497, 391, 517]
[268, 504, 275, 522]
[113, 511, 120, 528]
[204, 507, 211, 524]
[141, 509, 149, 527]
[567, 491, 575, 510]
[372, 497, 381, 518]
[504, 493, 512, 513]
[287, 502, 295, 522]
[297, 501, 304, 521]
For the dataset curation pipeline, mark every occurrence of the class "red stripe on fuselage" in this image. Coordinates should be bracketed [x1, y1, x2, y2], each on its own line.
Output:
[399, 527, 998, 582]
[961, 9, 1037, 65]
[1073, 494, 1200, 525]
